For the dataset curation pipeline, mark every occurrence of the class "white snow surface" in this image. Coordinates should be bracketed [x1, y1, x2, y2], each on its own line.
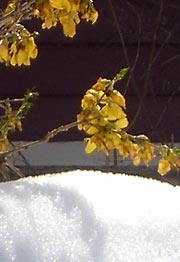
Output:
[0, 170, 180, 262]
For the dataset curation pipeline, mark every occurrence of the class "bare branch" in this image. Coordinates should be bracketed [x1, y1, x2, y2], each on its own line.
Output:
[3, 121, 81, 158]
[0, 0, 35, 39]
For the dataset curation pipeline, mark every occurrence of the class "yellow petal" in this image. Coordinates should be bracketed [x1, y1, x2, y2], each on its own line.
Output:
[16, 120, 23, 132]
[16, 49, 27, 66]
[86, 126, 99, 135]
[111, 133, 121, 147]
[115, 118, 128, 129]
[0, 136, 9, 152]
[118, 144, 129, 158]
[50, 0, 71, 10]
[110, 90, 126, 108]
[10, 54, 17, 66]
[90, 9, 98, 24]
[85, 139, 96, 154]
[60, 17, 76, 37]
[82, 8, 98, 24]
[0, 42, 9, 61]
[92, 78, 111, 91]
[158, 158, 171, 176]
[90, 118, 108, 127]
[101, 104, 126, 121]
[133, 156, 141, 166]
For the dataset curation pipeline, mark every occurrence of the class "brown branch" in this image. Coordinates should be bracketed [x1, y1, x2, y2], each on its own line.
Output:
[10, 141, 37, 176]
[0, 98, 24, 103]
[3, 121, 80, 158]
[6, 160, 24, 178]
[0, 0, 35, 38]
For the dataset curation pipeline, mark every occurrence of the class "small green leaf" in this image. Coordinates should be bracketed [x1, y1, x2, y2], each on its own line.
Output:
[173, 148, 180, 156]
[115, 68, 129, 80]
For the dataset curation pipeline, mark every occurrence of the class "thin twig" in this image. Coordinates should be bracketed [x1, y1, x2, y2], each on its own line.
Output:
[127, 0, 164, 130]
[0, 1, 35, 38]
[6, 160, 24, 178]
[125, 1, 142, 91]
[0, 98, 24, 103]
[10, 141, 37, 176]
[3, 121, 80, 158]
[150, 86, 180, 137]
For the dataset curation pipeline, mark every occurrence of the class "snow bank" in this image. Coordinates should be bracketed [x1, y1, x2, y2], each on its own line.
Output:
[0, 170, 180, 262]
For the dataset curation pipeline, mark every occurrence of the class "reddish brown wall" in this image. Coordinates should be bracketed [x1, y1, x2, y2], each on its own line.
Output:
[0, 1, 180, 142]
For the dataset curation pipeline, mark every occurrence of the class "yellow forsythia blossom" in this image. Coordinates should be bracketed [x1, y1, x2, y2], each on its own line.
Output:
[0, 28, 38, 66]
[77, 75, 129, 155]
[35, 0, 98, 37]
[92, 77, 111, 91]
[78, 71, 180, 176]
[85, 138, 97, 154]
[158, 158, 171, 176]
[0, 136, 9, 152]
[50, 0, 72, 10]
[118, 139, 139, 160]
[141, 142, 155, 166]
[110, 90, 126, 108]
[101, 104, 127, 121]
[158, 152, 180, 176]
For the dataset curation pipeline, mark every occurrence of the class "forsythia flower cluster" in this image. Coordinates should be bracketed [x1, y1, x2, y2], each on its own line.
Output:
[118, 137, 155, 166]
[0, 27, 38, 66]
[77, 72, 128, 155]
[77, 74, 129, 155]
[77, 71, 158, 171]
[35, 0, 98, 37]
[158, 147, 180, 176]
[0, 0, 98, 66]
[77, 70, 180, 176]
[77, 71, 180, 175]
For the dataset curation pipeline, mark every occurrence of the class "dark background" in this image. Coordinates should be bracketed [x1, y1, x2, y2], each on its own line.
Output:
[0, 0, 180, 143]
